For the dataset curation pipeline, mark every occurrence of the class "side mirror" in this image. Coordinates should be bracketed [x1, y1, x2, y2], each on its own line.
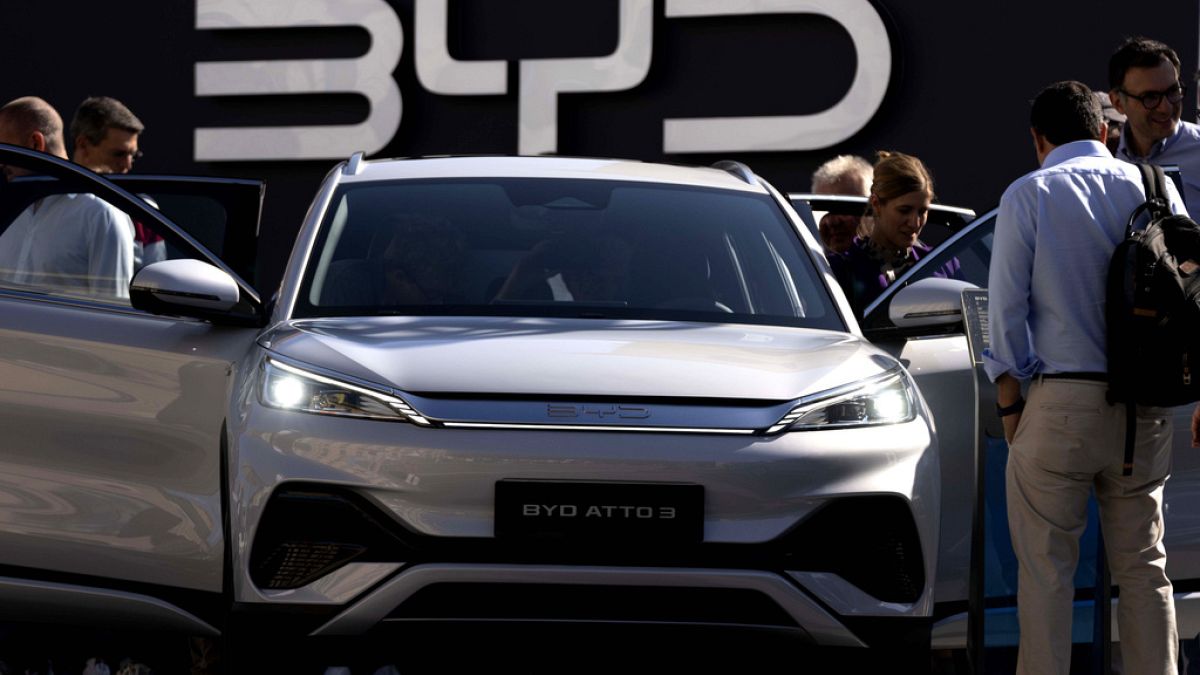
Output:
[130, 259, 240, 319]
[888, 277, 979, 329]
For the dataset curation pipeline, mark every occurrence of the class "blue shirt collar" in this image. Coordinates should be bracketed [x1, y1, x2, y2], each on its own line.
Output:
[1041, 140, 1110, 168]
[1116, 120, 1184, 160]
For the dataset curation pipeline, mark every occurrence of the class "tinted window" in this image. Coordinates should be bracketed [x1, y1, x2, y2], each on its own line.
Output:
[863, 213, 996, 330]
[294, 179, 843, 329]
[0, 175, 222, 306]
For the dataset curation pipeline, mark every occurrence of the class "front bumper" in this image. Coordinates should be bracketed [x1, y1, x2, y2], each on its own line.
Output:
[227, 389, 939, 647]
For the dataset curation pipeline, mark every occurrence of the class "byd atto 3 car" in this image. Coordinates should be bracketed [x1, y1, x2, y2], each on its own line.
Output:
[0, 149, 938, 663]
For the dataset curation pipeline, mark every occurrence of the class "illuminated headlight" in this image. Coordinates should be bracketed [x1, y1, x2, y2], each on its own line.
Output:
[260, 358, 431, 425]
[768, 370, 916, 433]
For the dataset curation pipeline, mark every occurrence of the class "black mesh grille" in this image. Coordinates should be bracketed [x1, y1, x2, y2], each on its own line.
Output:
[249, 489, 415, 590]
[779, 496, 925, 603]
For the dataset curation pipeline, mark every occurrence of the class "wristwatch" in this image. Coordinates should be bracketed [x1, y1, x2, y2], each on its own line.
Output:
[996, 398, 1025, 418]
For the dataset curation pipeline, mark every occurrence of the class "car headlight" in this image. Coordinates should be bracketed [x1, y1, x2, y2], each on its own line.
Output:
[260, 358, 431, 425]
[768, 370, 916, 433]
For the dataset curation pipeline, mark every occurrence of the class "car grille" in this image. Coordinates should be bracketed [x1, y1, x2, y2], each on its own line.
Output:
[249, 486, 925, 605]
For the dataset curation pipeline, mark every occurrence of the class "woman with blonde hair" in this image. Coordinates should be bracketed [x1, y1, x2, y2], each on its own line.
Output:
[827, 151, 960, 316]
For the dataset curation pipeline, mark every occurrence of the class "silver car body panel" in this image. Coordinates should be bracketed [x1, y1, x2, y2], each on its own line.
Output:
[0, 291, 256, 591]
[261, 317, 882, 402]
[788, 571, 923, 617]
[311, 563, 868, 647]
[873, 333, 977, 604]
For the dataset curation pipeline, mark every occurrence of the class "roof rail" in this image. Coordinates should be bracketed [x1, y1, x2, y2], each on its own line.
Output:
[343, 151, 366, 176]
[712, 160, 756, 185]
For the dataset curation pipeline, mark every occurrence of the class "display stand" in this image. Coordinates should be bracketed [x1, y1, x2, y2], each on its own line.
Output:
[962, 289, 996, 675]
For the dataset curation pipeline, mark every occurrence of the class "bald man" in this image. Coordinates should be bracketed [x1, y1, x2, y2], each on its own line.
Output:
[0, 96, 134, 299]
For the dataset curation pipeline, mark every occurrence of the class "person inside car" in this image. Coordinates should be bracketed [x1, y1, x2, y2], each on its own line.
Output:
[321, 214, 466, 307]
[810, 154, 873, 254]
[496, 234, 632, 304]
[827, 151, 961, 317]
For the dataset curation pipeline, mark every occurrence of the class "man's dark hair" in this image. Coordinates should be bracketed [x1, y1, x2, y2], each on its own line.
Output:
[1030, 81, 1103, 146]
[1109, 37, 1181, 90]
[69, 96, 143, 145]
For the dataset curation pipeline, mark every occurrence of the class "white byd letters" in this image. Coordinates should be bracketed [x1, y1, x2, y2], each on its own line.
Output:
[662, 0, 891, 153]
[193, 0, 890, 159]
[414, 0, 507, 95]
[193, 0, 403, 161]
[518, 0, 653, 155]
[413, 0, 651, 155]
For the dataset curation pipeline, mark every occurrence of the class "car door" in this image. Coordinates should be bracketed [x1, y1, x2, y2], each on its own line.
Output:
[860, 210, 997, 607]
[0, 145, 262, 627]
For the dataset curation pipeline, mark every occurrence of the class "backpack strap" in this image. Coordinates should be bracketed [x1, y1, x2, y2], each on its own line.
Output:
[1118, 164, 1171, 477]
[1137, 163, 1173, 223]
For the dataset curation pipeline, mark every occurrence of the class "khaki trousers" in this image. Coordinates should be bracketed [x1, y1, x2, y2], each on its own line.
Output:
[1006, 378, 1176, 675]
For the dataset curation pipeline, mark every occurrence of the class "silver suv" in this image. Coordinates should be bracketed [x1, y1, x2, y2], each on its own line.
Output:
[0, 150, 938, 664]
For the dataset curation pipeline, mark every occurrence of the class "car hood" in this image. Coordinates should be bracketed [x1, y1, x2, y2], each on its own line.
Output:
[261, 316, 895, 401]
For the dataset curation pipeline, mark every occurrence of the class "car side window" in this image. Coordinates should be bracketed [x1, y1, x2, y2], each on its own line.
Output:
[0, 179, 195, 306]
[863, 214, 996, 331]
[919, 217, 994, 289]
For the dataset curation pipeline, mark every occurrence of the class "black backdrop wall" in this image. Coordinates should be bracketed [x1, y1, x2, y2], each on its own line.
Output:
[2, 0, 1195, 293]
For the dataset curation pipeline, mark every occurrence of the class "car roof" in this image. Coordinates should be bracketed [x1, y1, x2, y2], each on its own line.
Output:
[340, 155, 769, 194]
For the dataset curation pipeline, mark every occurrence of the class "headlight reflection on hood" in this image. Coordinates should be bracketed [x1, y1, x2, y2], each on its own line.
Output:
[260, 358, 431, 426]
[768, 369, 916, 433]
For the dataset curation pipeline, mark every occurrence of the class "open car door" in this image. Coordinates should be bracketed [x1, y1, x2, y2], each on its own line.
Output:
[0, 144, 262, 634]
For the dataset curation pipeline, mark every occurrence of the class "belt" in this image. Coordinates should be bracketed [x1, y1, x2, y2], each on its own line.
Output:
[1039, 371, 1108, 383]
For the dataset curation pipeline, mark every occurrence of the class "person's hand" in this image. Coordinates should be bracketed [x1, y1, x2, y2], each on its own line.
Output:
[1003, 411, 1021, 445]
[1191, 404, 1200, 447]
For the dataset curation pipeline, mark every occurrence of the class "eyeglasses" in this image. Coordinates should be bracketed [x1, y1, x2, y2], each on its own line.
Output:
[110, 149, 143, 161]
[1120, 85, 1186, 109]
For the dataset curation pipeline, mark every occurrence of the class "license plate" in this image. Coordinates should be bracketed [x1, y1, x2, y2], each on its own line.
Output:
[494, 479, 704, 543]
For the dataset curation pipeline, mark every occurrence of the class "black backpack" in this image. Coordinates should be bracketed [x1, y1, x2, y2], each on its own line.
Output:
[1107, 164, 1200, 473]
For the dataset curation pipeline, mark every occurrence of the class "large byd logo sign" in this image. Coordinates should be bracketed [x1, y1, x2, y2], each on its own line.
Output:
[194, 0, 892, 161]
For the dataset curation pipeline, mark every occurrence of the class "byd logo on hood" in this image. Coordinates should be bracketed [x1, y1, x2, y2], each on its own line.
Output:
[194, 0, 891, 161]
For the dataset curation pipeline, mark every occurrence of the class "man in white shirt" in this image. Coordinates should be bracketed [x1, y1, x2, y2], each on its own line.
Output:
[0, 97, 133, 299]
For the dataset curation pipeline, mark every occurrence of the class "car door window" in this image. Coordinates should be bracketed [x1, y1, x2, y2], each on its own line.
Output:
[0, 176, 136, 303]
[0, 147, 261, 316]
[862, 212, 997, 332]
[108, 176, 263, 291]
[0, 178, 227, 306]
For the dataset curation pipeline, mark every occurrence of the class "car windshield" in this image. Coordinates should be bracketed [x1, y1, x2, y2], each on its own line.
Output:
[293, 178, 842, 329]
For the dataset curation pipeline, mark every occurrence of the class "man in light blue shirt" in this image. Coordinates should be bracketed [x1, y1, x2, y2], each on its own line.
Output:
[1110, 37, 1200, 216]
[983, 81, 1185, 675]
